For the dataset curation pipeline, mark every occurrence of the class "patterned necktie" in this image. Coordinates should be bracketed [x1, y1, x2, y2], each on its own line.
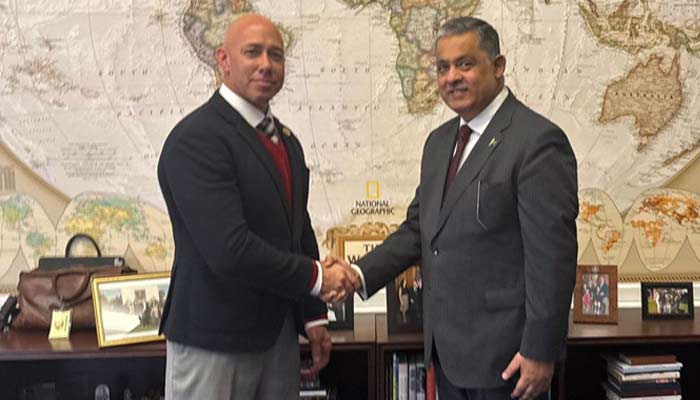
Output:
[445, 125, 472, 191]
[257, 116, 279, 144]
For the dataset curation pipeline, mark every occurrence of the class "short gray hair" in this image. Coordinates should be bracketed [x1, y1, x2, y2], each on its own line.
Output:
[436, 17, 500, 59]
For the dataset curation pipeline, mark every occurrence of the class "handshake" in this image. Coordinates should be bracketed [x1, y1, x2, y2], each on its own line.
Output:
[319, 256, 362, 303]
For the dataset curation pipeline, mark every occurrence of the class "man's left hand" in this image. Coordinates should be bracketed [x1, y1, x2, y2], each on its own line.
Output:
[501, 352, 554, 400]
[302, 325, 332, 379]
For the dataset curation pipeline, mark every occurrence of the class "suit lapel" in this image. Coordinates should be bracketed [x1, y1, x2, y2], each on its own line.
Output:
[433, 93, 518, 240]
[210, 93, 293, 228]
[277, 119, 304, 237]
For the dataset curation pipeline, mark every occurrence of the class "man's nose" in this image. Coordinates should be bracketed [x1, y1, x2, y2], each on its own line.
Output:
[445, 65, 461, 83]
[258, 53, 272, 71]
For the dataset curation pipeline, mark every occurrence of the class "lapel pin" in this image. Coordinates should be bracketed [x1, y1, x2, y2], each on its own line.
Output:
[488, 138, 497, 147]
[282, 126, 292, 137]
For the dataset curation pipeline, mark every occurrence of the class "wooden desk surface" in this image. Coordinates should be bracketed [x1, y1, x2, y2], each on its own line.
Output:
[4, 311, 700, 360]
[0, 314, 376, 361]
[375, 314, 422, 347]
[300, 313, 375, 346]
[567, 308, 700, 345]
[375, 310, 700, 347]
[0, 330, 165, 361]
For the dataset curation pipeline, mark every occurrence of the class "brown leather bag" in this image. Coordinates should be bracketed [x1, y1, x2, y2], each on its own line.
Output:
[13, 265, 126, 330]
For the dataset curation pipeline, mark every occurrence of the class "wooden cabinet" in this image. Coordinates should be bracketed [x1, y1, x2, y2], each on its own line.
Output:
[0, 330, 165, 399]
[562, 307, 700, 400]
[375, 314, 423, 400]
[302, 314, 376, 400]
[0, 314, 376, 400]
[3, 311, 700, 400]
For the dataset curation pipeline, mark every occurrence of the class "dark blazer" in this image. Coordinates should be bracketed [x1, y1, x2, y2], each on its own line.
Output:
[157, 91, 326, 353]
[357, 91, 578, 388]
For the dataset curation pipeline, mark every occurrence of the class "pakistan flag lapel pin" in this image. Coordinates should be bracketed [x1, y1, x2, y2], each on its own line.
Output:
[488, 138, 497, 147]
[282, 126, 292, 137]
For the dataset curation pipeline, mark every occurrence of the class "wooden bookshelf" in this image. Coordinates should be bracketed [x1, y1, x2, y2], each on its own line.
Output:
[0, 314, 376, 400]
[375, 313, 423, 399]
[562, 307, 700, 400]
[3, 311, 700, 400]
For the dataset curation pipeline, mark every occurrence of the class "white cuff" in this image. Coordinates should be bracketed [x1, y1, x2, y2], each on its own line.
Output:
[304, 318, 329, 332]
[309, 260, 322, 296]
[351, 264, 368, 300]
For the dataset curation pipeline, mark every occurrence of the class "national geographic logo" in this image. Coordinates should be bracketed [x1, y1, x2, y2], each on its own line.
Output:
[351, 181, 395, 216]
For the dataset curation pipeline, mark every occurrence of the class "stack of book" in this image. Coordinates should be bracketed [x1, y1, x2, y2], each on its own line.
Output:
[602, 353, 683, 400]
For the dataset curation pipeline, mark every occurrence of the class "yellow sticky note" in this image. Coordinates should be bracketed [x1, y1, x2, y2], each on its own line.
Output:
[49, 309, 72, 340]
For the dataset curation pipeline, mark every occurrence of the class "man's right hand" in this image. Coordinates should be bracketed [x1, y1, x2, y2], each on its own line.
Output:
[319, 256, 360, 303]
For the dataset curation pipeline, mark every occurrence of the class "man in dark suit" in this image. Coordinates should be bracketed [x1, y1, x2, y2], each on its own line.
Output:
[157, 14, 359, 400]
[332, 16, 578, 400]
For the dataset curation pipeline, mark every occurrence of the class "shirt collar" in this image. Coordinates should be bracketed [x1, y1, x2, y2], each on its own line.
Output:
[459, 86, 508, 136]
[218, 84, 274, 128]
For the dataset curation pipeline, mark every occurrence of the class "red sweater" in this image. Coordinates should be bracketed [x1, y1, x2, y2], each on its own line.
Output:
[256, 131, 319, 292]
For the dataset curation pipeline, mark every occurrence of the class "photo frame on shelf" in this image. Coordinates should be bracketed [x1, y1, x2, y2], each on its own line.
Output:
[385, 264, 423, 334]
[573, 264, 618, 324]
[641, 282, 694, 320]
[330, 235, 386, 330]
[91, 272, 171, 347]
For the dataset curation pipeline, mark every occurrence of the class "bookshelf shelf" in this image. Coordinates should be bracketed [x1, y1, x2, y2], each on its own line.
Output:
[562, 308, 700, 400]
[0, 314, 376, 400]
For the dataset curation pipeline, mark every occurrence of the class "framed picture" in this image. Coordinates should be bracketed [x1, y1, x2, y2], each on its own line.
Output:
[386, 265, 423, 334]
[573, 264, 618, 324]
[641, 282, 694, 320]
[329, 235, 386, 330]
[91, 272, 171, 347]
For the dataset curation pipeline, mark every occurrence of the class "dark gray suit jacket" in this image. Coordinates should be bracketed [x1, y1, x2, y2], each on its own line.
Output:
[357, 91, 578, 388]
[157, 92, 326, 354]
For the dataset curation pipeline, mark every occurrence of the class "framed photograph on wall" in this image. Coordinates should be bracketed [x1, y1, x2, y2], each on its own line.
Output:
[641, 282, 694, 320]
[573, 264, 618, 324]
[91, 272, 170, 347]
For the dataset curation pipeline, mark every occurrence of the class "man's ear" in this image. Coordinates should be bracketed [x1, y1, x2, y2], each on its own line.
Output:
[493, 54, 506, 79]
[215, 48, 229, 75]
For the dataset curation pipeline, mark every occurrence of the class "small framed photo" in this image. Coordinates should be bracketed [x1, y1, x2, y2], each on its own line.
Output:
[573, 264, 618, 324]
[386, 265, 423, 334]
[91, 272, 170, 347]
[641, 282, 694, 320]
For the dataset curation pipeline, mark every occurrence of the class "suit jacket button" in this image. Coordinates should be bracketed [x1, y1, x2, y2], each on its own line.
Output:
[432, 249, 438, 256]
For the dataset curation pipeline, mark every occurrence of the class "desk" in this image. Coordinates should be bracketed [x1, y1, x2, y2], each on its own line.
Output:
[0, 314, 376, 400]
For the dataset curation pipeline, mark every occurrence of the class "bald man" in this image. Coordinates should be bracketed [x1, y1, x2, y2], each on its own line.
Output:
[157, 14, 359, 400]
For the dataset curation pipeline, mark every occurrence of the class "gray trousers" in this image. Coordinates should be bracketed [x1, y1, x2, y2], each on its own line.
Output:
[165, 310, 300, 400]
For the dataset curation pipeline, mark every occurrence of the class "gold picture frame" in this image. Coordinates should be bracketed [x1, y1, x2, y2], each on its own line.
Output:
[91, 272, 170, 347]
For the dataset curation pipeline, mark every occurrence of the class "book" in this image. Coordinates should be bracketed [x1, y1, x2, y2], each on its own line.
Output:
[619, 353, 677, 366]
[299, 389, 327, 398]
[399, 353, 409, 400]
[426, 364, 436, 400]
[393, 353, 399, 400]
[416, 359, 426, 400]
[604, 385, 681, 400]
[604, 380, 681, 397]
[409, 355, 417, 400]
[607, 368, 680, 382]
[603, 354, 682, 374]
